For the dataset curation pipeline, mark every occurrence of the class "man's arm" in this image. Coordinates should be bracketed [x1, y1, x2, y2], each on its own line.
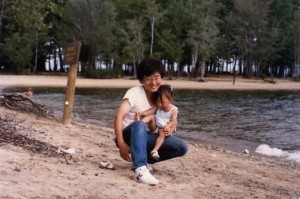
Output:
[114, 99, 132, 162]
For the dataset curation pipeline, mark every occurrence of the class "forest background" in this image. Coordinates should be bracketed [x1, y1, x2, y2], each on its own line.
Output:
[1, 0, 300, 81]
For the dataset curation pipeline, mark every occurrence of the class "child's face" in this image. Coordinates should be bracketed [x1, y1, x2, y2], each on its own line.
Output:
[156, 96, 172, 112]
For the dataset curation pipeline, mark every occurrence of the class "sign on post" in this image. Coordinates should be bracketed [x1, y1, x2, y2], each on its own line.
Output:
[62, 41, 81, 125]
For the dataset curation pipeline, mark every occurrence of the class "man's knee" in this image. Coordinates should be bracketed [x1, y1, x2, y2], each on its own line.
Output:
[180, 141, 188, 156]
[131, 121, 147, 131]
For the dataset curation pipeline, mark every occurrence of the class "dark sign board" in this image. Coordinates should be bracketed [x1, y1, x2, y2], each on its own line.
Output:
[63, 41, 81, 65]
[79, 44, 90, 62]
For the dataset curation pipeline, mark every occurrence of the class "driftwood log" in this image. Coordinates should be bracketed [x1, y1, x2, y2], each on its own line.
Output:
[0, 93, 57, 120]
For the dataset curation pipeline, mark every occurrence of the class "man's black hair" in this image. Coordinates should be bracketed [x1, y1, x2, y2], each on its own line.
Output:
[137, 58, 165, 82]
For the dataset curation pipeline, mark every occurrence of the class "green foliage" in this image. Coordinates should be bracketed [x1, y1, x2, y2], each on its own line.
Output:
[2, 33, 33, 74]
[157, 29, 183, 63]
[1, 0, 300, 78]
[183, 0, 220, 78]
[1, 0, 62, 73]
[268, 0, 295, 70]
[59, 0, 117, 69]
[223, 0, 273, 78]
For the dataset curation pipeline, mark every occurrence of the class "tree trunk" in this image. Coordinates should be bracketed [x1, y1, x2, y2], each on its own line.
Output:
[58, 47, 64, 72]
[233, 58, 237, 85]
[53, 49, 57, 72]
[199, 62, 205, 81]
[133, 56, 137, 79]
[149, 17, 155, 56]
[191, 47, 198, 79]
[33, 32, 38, 73]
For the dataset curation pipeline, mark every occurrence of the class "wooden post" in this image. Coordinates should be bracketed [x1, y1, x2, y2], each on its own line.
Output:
[62, 63, 78, 124]
[62, 41, 81, 125]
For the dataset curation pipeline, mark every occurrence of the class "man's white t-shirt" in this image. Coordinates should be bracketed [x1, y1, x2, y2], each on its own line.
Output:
[122, 85, 152, 129]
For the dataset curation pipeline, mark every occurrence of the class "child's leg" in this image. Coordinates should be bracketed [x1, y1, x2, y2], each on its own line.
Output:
[140, 114, 153, 123]
[152, 129, 166, 152]
[150, 129, 166, 160]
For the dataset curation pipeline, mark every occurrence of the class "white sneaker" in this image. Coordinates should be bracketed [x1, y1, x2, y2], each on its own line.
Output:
[147, 164, 153, 173]
[133, 166, 159, 185]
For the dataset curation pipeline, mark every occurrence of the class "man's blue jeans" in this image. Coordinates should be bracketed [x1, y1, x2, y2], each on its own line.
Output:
[119, 121, 188, 170]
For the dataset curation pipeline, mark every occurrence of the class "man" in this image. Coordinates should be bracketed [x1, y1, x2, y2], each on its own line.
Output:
[114, 58, 188, 185]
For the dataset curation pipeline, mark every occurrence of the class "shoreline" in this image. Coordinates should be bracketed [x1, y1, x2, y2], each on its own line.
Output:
[1, 74, 299, 157]
[1, 74, 300, 90]
[1, 74, 299, 156]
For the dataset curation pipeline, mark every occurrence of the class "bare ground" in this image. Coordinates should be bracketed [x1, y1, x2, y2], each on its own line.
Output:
[0, 107, 299, 199]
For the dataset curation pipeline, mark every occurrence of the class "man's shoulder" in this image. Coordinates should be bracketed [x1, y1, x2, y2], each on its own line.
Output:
[128, 85, 143, 92]
[124, 85, 144, 99]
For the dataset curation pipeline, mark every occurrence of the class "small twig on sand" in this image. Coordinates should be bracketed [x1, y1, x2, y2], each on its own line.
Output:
[62, 154, 69, 165]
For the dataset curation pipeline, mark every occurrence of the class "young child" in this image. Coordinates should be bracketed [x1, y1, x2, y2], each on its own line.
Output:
[134, 84, 178, 160]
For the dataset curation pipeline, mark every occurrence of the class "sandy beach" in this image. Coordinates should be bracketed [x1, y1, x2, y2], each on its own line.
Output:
[1, 74, 300, 90]
[1, 75, 300, 198]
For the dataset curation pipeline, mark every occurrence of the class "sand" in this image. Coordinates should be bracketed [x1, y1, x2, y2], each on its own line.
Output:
[1, 74, 300, 90]
[0, 75, 300, 199]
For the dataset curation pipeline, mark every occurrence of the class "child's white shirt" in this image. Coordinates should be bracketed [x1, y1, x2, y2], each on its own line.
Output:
[155, 104, 178, 129]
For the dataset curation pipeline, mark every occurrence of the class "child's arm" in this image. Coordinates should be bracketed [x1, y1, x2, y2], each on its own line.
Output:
[138, 112, 157, 132]
[163, 108, 178, 135]
[134, 106, 158, 132]
[134, 106, 157, 122]
[139, 106, 157, 117]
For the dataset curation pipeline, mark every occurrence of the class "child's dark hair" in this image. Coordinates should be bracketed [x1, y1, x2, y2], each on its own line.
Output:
[153, 85, 174, 102]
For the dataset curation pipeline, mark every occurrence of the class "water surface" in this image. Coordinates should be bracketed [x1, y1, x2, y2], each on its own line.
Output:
[2, 87, 300, 153]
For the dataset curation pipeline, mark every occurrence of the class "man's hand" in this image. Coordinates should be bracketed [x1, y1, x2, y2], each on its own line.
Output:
[118, 142, 132, 162]
[134, 112, 140, 121]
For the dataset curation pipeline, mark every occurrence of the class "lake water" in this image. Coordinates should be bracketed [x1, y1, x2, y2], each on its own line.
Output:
[2, 87, 300, 161]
